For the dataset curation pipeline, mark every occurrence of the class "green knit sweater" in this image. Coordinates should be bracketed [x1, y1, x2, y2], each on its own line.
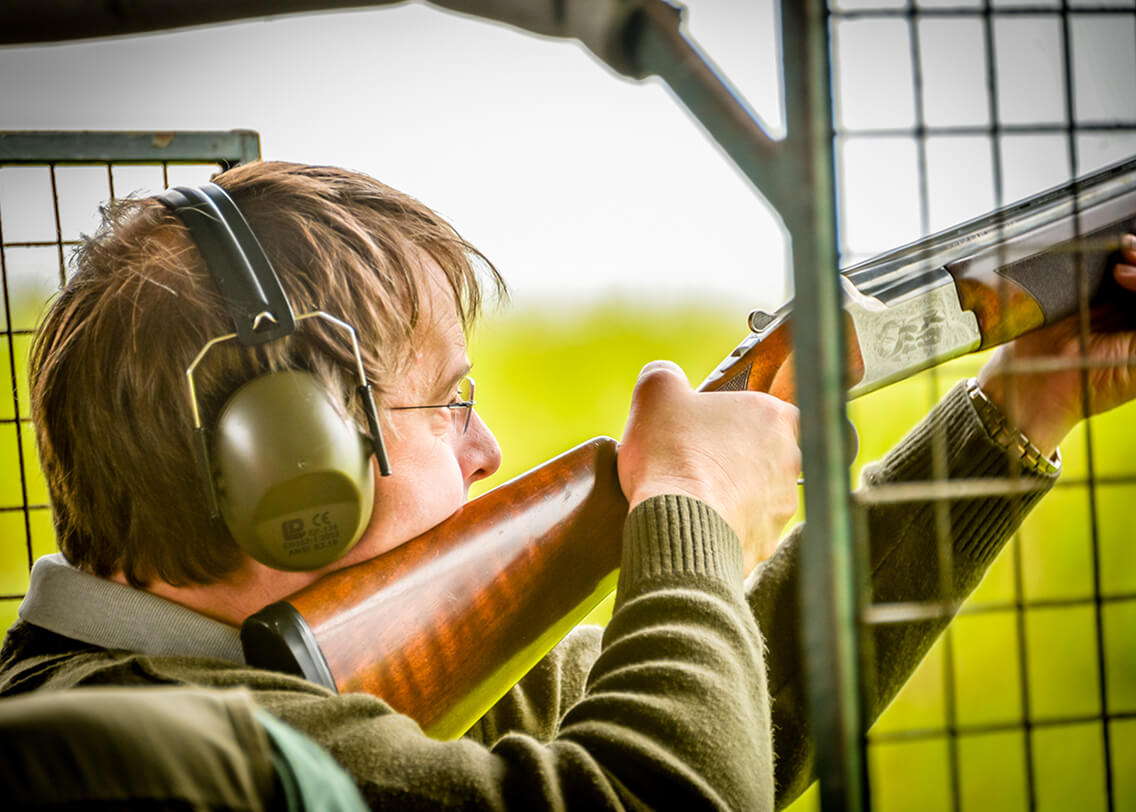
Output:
[0, 383, 1054, 810]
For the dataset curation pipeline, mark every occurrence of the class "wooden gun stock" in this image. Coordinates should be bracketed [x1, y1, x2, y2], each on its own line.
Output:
[242, 438, 628, 739]
[243, 155, 1136, 738]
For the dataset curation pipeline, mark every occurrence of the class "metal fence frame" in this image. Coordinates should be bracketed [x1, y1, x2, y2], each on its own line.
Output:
[0, 129, 260, 615]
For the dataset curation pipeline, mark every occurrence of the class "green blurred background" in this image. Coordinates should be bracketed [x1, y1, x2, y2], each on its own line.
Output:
[1, 283, 1132, 810]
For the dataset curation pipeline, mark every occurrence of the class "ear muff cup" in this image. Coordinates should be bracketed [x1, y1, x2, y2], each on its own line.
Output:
[212, 370, 376, 571]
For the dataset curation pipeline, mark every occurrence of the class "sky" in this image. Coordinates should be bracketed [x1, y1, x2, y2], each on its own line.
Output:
[1, 0, 1134, 311]
[0, 0, 790, 310]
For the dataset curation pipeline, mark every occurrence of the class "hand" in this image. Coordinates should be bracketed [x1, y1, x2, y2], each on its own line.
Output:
[977, 234, 1136, 456]
[617, 361, 801, 572]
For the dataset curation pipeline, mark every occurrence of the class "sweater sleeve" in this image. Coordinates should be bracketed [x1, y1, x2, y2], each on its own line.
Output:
[258, 494, 774, 811]
[750, 380, 1058, 808]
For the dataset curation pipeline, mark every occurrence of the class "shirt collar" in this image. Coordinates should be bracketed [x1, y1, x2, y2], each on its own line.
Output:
[19, 553, 244, 664]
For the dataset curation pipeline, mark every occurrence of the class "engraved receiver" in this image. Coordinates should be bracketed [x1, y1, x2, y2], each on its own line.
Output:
[700, 155, 1136, 400]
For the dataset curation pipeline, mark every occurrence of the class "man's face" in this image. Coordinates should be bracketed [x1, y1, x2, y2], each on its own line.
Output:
[331, 256, 502, 569]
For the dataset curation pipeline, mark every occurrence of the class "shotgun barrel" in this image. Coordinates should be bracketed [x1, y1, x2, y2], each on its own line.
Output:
[243, 154, 1136, 737]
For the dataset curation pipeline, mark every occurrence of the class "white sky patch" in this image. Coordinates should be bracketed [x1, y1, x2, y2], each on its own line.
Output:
[0, 2, 790, 312]
[0, 1, 1132, 312]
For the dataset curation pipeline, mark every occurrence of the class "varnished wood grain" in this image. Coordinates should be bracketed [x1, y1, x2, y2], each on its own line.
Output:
[289, 438, 627, 736]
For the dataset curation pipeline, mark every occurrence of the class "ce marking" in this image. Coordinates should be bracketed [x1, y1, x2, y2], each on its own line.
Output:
[312, 511, 332, 527]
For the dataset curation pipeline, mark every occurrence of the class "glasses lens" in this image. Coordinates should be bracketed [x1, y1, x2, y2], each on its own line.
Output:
[458, 377, 474, 434]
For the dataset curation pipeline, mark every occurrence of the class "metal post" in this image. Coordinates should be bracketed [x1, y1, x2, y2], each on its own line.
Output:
[634, 1, 868, 807]
[780, 2, 868, 810]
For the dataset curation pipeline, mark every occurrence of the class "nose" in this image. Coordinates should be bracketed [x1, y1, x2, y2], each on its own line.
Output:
[461, 409, 502, 485]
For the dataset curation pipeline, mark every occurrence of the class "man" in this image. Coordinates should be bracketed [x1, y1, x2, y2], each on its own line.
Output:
[1, 160, 1133, 809]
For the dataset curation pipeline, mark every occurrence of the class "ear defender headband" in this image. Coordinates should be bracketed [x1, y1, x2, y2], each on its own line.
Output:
[158, 183, 392, 571]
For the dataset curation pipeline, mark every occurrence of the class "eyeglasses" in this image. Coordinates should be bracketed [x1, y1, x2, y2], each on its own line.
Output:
[389, 376, 476, 435]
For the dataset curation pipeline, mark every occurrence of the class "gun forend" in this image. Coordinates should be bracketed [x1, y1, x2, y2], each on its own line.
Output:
[700, 154, 1136, 400]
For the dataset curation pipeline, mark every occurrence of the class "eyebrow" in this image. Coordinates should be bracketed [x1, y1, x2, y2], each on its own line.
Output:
[429, 361, 471, 402]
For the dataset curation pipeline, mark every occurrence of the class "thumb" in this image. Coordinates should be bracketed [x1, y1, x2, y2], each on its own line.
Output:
[633, 360, 691, 397]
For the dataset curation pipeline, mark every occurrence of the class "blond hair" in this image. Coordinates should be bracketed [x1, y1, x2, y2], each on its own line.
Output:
[31, 161, 503, 587]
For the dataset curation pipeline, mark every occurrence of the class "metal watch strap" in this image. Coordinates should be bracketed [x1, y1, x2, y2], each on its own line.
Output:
[966, 378, 1061, 476]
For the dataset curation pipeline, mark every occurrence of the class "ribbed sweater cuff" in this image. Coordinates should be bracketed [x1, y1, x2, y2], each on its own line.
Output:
[862, 380, 1057, 568]
[616, 495, 745, 603]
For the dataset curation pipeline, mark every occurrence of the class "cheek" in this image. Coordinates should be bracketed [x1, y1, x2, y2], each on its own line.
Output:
[332, 436, 466, 570]
[372, 438, 466, 539]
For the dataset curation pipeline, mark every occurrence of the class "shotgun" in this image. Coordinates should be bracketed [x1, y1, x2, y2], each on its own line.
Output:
[242, 155, 1136, 740]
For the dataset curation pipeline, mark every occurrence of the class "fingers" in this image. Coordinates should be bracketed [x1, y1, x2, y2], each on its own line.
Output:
[1116, 234, 1136, 291]
[784, 401, 801, 446]
[619, 359, 802, 571]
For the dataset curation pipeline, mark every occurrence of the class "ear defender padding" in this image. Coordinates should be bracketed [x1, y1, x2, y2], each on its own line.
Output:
[212, 370, 376, 571]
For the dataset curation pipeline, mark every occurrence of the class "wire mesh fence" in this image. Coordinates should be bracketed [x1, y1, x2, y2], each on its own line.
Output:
[826, 2, 1136, 810]
[0, 131, 260, 633]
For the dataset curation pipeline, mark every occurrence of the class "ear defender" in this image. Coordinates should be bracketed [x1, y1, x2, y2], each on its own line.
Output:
[158, 182, 391, 571]
[213, 370, 375, 571]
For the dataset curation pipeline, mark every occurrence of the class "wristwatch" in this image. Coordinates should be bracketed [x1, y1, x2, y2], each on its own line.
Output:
[966, 378, 1062, 476]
